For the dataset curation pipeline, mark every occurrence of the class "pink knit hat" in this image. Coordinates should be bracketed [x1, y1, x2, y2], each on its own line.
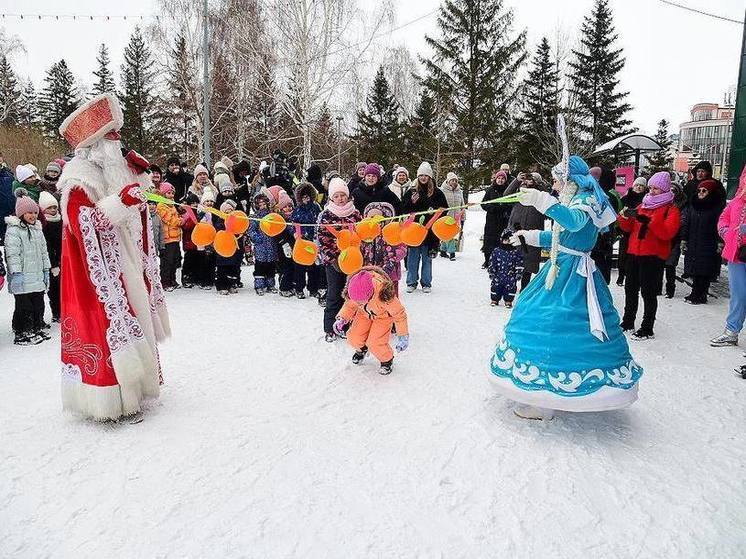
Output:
[328, 177, 349, 199]
[347, 270, 375, 303]
[159, 182, 175, 195]
[364, 163, 381, 178]
[648, 171, 672, 192]
[277, 190, 294, 210]
[267, 185, 282, 205]
[589, 166, 602, 180]
[15, 193, 39, 217]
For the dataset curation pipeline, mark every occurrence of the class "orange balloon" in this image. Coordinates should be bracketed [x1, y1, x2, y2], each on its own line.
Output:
[400, 222, 428, 247]
[191, 222, 216, 248]
[259, 213, 286, 237]
[225, 210, 250, 235]
[382, 222, 402, 246]
[214, 230, 238, 257]
[336, 228, 361, 251]
[338, 246, 364, 275]
[432, 216, 461, 242]
[355, 218, 382, 242]
[292, 239, 318, 266]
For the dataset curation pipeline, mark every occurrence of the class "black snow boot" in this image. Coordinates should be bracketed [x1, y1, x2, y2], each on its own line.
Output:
[352, 346, 368, 365]
[379, 359, 393, 375]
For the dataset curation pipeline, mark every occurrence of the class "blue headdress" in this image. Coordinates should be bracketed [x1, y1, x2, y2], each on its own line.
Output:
[566, 155, 617, 229]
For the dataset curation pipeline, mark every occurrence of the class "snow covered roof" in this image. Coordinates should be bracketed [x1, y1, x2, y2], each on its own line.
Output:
[593, 134, 663, 155]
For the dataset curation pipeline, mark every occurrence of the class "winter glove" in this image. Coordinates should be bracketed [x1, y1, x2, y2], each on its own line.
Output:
[51, 267, 60, 277]
[9, 272, 22, 294]
[739, 224, 746, 235]
[125, 150, 150, 175]
[333, 317, 349, 336]
[395, 335, 409, 353]
[680, 241, 688, 254]
[635, 214, 651, 224]
[517, 187, 557, 214]
[119, 184, 146, 208]
[44, 270, 50, 291]
[509, 230, 541, 247]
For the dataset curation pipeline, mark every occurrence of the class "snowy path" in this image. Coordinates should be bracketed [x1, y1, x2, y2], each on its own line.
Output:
[2, 210, 746, 558]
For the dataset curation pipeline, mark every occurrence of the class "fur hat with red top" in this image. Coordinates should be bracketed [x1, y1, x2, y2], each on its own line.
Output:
[346, 270, 375, 303]
[59, 93, 124, 150]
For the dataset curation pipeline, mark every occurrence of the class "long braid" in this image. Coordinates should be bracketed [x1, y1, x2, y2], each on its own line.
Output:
[545, 181, 577, 290]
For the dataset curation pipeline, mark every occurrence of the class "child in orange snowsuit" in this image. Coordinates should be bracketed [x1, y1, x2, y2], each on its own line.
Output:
[333, 266, 409, 375]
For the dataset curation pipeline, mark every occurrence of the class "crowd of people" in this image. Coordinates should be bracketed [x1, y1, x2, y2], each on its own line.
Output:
[2, 145, 746, 376]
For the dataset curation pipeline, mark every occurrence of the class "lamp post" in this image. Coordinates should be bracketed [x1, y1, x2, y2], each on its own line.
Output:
[336, 115, 344, 172]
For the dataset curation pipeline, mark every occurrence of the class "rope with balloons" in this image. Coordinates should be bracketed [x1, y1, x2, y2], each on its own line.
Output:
[144, 190, 521, 276]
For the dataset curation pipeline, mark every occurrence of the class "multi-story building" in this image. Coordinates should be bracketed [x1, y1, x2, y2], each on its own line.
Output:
[676, 101, 735, 179]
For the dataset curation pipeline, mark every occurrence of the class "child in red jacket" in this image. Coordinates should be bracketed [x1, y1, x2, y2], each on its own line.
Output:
[617, 171, 681, 339]
[333, 267, 409, 374]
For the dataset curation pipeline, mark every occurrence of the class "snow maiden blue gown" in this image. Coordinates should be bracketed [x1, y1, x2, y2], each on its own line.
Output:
[489, 156, 643, 412]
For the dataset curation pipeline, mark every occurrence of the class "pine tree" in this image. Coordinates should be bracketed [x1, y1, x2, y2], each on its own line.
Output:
[17, 79, 38, 127]
[92, 44, 115, 95]
[405, 88, 438, 165]
[516, 37, 560, 171]
[120, 27, 155, 155]
[422, 0, 526, 184]
[40, 59, 80, 137]
[568, 0, 633, 147]
[645, 119, 673, 174]
[356, 66, 402, 166]
[311, 103, 338, 164]
[0, 54, 20, 124]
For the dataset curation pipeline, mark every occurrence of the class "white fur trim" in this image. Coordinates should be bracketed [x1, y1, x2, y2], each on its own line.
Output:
[96, 194, 132, 226]
[61, 377, 127, 420]
[488, 373, 639, 412]
[58, 93, 124, 149]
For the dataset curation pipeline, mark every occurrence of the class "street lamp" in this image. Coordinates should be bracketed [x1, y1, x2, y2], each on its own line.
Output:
[336, 116, 344, 172]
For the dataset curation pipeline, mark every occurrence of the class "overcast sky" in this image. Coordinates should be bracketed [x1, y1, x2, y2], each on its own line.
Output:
[3, 0, 744, 136]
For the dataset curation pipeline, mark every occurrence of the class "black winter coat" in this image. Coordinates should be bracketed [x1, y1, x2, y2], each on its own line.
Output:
[682, 195, 722, 278]
[43, 219, 63, 268]
[401, 181, 449, 250]
[481, 180, 512, 253]
[505, 179, 546, 273]
[165, 170, 194, 202]
[351, 181, 402, 215]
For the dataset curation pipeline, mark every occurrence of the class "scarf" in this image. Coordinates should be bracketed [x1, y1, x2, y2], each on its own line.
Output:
[44, 212, 62, 223]
[326, 200, 357, 218]
[641, 191, 674, 210]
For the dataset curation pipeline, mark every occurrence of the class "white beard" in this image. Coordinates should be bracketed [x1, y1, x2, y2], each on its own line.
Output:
[77, 139, 135, 195]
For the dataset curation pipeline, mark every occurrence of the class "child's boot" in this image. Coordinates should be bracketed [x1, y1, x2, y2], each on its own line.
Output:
[379, 358, 393, 375]
[352, 346, 368, 365]
[254, 276, 266, 296]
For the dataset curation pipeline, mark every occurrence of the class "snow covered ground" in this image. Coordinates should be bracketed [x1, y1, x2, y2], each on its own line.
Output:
[2, 208, 746, 559]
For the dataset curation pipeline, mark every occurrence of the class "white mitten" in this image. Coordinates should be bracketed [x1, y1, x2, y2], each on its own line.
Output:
[509, 230, 541, 247]
[518, 187, 557, 214]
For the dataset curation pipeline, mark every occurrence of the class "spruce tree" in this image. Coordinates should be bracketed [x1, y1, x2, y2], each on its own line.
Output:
[568, 0, 633, 147]
[0, 54, 20, 124]
[405, 89, 438, 165]
[516, 37, 560, 171]
[422, 0, 525, 183]
[17, 79, 38, 127]
[40, 59, 80, 137]
[356, 66, 402, 166]
[92, 44, 115, 95]
[120, 27, 155, 155]
[645, 119, 673, 174]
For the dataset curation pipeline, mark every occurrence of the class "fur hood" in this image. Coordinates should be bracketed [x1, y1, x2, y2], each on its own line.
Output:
[4, 215, 42, 230]
[294, 182, 318, 205]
